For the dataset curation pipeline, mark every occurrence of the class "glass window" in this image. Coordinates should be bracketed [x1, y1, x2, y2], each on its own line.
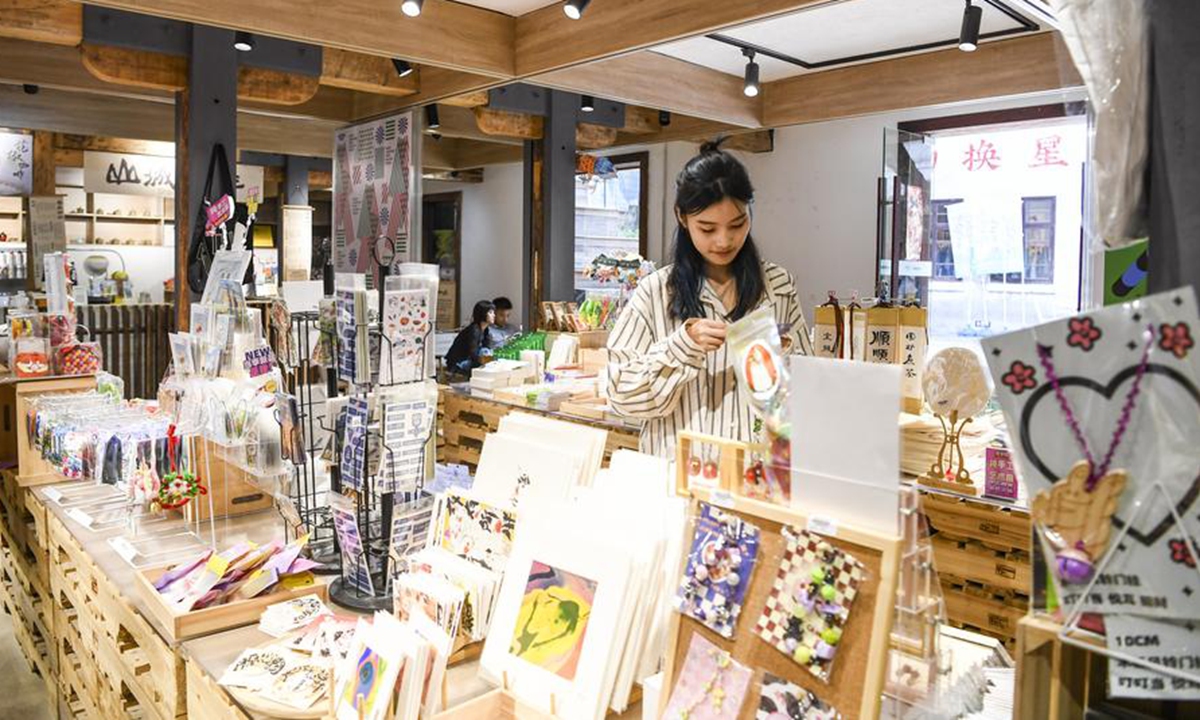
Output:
[574, 153, 647, 298]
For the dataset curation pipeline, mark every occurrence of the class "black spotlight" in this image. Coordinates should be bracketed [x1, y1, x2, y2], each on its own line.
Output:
[563, 0, 591, 20]
[742, 48, 760, 98]
[401, 0, 424, 18]
[580, 95, 595, 113]
[659, 110, 671, 127]
[22, 84, 39, 95]
[425, 104, 440, 130]
[392, 59, 414, 78]
[233, 31, 255, 52]
[959, 0, 982, 52]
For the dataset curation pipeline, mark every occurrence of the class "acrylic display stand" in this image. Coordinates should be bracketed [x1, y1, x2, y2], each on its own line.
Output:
[663, 430, 902, 720]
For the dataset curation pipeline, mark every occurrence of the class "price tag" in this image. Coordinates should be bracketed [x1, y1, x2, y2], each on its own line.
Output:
[807, 514, 839, 537]
[111, 536, 139, 563]
[43, 486, 63, 503]
[65, 507, 94, 529]
[710, 489, 736, 509]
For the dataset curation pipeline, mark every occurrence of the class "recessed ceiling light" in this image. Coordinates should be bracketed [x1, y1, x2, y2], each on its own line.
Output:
[742, 49, 760, 98]
[959, 0, 982, 52]
[563, 0, 591, 20]
[580, 95, 595, 113]
[401, 0, 424, 18]
[392, 59, 414, 78]
[233, 31, 255, 52]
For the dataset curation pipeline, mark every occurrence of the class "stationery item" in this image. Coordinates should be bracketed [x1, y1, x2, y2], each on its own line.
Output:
[276, 392, 305, 463]
[258, 595, 333, 637]
[728, 307, 786, 412]
[331, 492, 375, 596]
[674, 503, 760, 639]
[332, 615, 407, 720]
[755, 527, 865, 683]
[661, 633, 753, 720]
[756, 673, 842, 719]
[429, 490, 516, 572]
[378, 382, 436, 493]
[380, 287, 431, 384]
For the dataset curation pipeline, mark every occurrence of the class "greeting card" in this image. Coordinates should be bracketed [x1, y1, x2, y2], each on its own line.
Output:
[381, 287, 431, 385]
[661, 633, 753, 720]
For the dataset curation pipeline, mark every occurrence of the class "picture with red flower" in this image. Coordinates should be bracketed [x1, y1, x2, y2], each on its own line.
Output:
[1159, 322, 1194, 359]
[1169, 538, 1196, 568]
[1001, 360, 1037, 394]
[1066, 316, 1102, 351]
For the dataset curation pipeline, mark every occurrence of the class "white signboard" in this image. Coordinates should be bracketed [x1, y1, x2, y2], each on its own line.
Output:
[85, 151, 175, 196]
[282, 204, 313, 281]
[237, 164, 264, 204]
[0, 131, 33, 196]
[28, 196, 66, 288]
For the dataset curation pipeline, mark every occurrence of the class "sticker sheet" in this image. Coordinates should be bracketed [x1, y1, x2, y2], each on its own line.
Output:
[755, 527, 864, 683]
[661, 633, 753, 720]
[430, 491, 517, 573]
[757, 673, 842, 720]
[674, 503, 760, 639]
[381, 287, 431, 385]
[331, 492, 375, 596]
[378, 393, 434, 494]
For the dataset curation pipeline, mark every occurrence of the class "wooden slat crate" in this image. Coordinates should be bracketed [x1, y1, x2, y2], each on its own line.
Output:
[185, 658, 253, 720]
[930, 534, 1031, 595]
[920, 491, 1031, 552]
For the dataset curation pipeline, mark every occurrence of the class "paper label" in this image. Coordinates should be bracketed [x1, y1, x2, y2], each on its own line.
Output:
[710, 489, 735, 509]
[807, 514, 840, 537]
[1106, 615, 1200, 700]
[43, 487, 63, 503]
[111, 536, 139, 563]
[66, 507, 93, 529]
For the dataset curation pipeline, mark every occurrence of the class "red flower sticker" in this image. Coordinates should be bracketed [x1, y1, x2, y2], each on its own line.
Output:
[1066, 316, 1102, 351]
[1160, 322, 1194, 359]
[1002, 360, 1037, 394]
[1169, 538, 1196, 568]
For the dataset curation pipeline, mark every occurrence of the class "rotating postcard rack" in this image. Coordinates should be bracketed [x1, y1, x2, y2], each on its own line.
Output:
[324, 246, 439, 612]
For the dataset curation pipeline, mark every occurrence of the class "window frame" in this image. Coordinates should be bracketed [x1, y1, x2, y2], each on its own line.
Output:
[574, 151, 649, 260]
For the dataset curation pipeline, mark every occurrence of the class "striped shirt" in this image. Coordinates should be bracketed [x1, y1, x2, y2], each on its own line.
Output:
[606, 262, 813, 458]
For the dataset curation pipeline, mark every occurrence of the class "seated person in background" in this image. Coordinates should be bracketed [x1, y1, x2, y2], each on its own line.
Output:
[445, 300, 496, 376]
[487, 296, 517, 346]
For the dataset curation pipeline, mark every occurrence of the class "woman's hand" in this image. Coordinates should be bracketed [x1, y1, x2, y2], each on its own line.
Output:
[686, 318, 728, 352]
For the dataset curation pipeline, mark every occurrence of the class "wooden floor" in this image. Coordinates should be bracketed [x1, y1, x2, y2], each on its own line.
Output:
[0, 606, 53, 719]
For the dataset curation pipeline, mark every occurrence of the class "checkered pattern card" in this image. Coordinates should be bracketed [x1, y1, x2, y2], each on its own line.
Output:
[756, 672, 842, 719]
[673, 503, 761, 639]
[755, 527, 864, 683]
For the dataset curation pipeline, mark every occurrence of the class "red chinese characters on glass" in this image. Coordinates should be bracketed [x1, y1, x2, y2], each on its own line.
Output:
[962, 139, 1001, 171]
[1030, 135, 1069, 168]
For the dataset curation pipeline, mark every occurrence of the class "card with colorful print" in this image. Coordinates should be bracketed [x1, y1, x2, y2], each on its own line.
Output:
[381, 287, 431, 385]
[430, 490, 517, 572]
[674, 503, 761, 639]
[661, 633, 753, 720]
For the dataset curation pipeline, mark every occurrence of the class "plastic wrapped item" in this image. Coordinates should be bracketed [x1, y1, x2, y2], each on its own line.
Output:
[727, 307, 792, 504]
[54, 341, 103, 376]
[1051, 0, 1150, 248]
[96, 371, 124, 401]
[10, 311, 43, 340]
[46, 312, 76, 347]
[14, 337, 51, 377]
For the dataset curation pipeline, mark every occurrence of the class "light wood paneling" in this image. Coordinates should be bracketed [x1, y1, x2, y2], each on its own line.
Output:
[515, 0, 824, 76]
[763, 33, 1082, 128]
[535, 51, 762, 128]
[80, 43, 187, 92]
[0, 0, 81, 46]
[55, 133, 174, 156]
[237, 66, 320, 106]
[79, 0, 515, 77]
[321, 48, 419, 97]
[351, 67, 504, 119]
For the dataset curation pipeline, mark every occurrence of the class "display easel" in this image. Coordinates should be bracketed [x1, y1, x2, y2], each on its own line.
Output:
[663, 431, 901, 720]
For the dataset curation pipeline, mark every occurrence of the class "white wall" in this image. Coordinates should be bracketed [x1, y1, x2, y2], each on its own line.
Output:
[426, 162, 525, 327]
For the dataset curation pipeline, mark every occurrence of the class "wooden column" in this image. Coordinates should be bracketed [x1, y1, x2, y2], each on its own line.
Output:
[281, 155, 310, 277]
[175, 25, 237, 330]
[26, 130, 56, 288]
[524, 89, 578, 327]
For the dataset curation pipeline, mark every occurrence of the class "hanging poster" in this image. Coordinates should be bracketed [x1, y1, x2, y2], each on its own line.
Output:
[0, 131, 33, 196]
[333, 112, 414, 284]
[282, 205, 314, 281]
[28, 197, 66, 289]
[85, 151, 176, 196]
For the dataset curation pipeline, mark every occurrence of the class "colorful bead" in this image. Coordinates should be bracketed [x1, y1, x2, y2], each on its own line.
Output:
[821, 627, 842, 645]
[1056, 547, 1095, 585]
[792, 645, 813, 665]
[814, 640, 837, 661]
[820, 584, 837, 601]
[810, 566, 826, 583]
[688, 456, 702, 476]
[725, 572, 740, 586]
[703, 460, 719, 479]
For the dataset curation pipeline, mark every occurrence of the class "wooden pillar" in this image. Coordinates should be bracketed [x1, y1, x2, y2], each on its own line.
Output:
[26, 131, 56, 288]
[175, 25, 237, 330]
[281, 155, 310, 276]
[524, 90, 578, 327]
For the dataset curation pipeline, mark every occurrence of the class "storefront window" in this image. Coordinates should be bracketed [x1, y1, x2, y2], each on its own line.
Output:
[574, 152, 648, 299]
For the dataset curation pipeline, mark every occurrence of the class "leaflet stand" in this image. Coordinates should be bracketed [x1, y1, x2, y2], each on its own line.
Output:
[664, 431, 901, 720]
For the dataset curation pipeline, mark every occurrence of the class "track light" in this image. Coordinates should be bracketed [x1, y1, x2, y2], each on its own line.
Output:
[563, 0, 591, 20]
[391, 59, 414, 78]
[401, 0, 424, 17]
[233, 31, 255, 52]
[959, 0, 982, 52]
[22, 84, 39, 95]
[742, 48, 760, 98]
[580, 95, 595, 113]
[425, 104, 440, 130]
[659, 110, 671, 127]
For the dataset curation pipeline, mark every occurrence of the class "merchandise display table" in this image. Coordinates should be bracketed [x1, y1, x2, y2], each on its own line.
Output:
[439, 384, 641, 470]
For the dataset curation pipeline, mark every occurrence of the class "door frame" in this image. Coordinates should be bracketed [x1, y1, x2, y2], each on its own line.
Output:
[423, 191, 462, 327]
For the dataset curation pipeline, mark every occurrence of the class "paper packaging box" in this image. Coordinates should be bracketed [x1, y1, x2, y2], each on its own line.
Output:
[984, 446, 1019, 501]
[133, 564, 328, 643]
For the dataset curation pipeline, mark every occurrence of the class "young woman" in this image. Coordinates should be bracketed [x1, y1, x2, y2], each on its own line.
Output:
[606, 142, 813, 457]
[445, 300, 496, 376]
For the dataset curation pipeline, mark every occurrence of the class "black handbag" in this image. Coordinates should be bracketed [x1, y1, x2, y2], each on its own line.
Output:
[185, 143, 237, 295]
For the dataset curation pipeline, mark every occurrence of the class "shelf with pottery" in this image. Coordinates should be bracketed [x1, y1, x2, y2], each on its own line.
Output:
[59, 184, 174, 247]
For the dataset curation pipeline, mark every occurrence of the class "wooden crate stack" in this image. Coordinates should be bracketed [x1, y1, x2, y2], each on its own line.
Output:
[0, 470, 57, 715]
[920, 490, 1032, 651]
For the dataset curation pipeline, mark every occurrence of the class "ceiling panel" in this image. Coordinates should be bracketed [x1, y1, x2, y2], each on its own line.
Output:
[653, 0, 1036, 82]
[452, 0, 560, 15]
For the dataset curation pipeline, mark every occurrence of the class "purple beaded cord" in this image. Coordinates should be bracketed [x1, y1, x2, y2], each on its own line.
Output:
[1035, 324, 1155, 491]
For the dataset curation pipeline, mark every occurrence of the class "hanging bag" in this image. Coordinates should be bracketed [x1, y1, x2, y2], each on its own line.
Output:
[186, 143, 236, 294]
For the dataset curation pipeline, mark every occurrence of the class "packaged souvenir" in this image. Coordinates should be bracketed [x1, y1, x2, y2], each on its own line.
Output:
[46, 312, 76, 347]
[10, 311, 43, 340]
[727, 307, 792, 503]
[55, 341, 103, 376]
[14, 337, 51, 377]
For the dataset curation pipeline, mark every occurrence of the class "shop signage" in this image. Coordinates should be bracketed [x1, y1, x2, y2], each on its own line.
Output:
[0, 131, 33, 196]
[85, 150, 265, 201]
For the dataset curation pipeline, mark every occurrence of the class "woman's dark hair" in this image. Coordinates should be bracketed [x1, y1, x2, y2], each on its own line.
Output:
[471, 300, 496, 325]
[668, 139, 765, 321]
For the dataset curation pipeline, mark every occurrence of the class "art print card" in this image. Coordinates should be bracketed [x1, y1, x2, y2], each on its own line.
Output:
[472, 432, 583, 508]
[755, 527, 864, 683]
[220, 647, 291, 690]
[381, 287, 430, 384]
[331, 492, 375, 596]
[757, 673, 842, 719]
[431, 490, 517, 572]
[674, 503, 761, 638]
[333, 616, 406, 720]
[263, 659, 330, 710]
[379, 390, 435, 494]
[508, 560, 597, 681]
[661, 633, 753, 720]
[982, 288, 1200, 619]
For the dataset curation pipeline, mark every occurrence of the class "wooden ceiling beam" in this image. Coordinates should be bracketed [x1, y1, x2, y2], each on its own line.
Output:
[0, 0, 81, 46]
[76, 0, 515, 77]
[762, 33, 1082, 127]
[515, 0, 824, 76]
[426, 105, 523, 146]
[54, 133, 174, 156]
[321, 48, 419, 97]
[534, 51, 761, 128]
[350, 67, 503, 119]
[473, 106, 542, 140]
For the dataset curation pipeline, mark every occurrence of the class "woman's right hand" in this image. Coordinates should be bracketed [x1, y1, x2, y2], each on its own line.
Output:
[686, 318, 728, 352]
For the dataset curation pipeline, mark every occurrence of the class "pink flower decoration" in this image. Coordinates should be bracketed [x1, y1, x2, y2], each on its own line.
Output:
[1002, 360, 1037, 394]
[1066, 316, 1102, 351]
[1170, 539, 1196, 568]
[1160, 322, 1194, 359]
